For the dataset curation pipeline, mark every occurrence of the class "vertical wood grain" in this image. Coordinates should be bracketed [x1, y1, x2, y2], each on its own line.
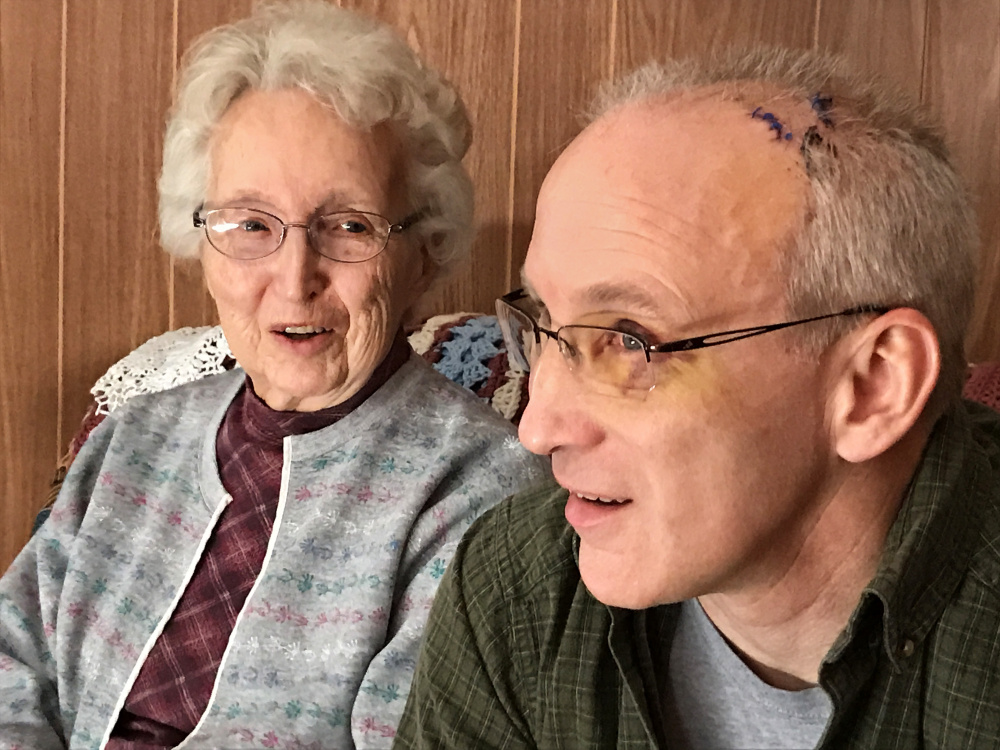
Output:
[615, 0, 680, 72]
[923, 0, 1000, 362]
[669, 0, 816, 55]
[615, 0, 815, 73]
[510, 0, 615, 280]
[816, 0, 927, 96]
[0, 0, 64, 571]
[170, 0, 254, 330]
[60, 1, 176, 447]
[341, 0, 519, 318]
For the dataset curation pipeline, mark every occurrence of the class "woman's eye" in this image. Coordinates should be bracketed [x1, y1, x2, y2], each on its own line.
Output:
[340, 220, 369, 234]
[315, 214, 377, 238]
[240, 219, 270, 233]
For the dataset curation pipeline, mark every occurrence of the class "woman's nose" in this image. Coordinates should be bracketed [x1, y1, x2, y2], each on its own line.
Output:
[517, 343, 603, 456]
[273, 226, 328, 300]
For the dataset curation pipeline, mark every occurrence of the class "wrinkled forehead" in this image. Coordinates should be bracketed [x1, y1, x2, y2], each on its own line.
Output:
[207, 87, 407, 210]
[530, 88, 814, 286]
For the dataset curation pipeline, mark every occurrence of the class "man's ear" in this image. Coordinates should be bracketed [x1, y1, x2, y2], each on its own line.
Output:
[827, 308, 941, 463]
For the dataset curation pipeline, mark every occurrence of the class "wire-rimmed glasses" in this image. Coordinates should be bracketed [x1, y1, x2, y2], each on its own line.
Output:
[193, 207, 423, 262]
[496, 288, 892, 397]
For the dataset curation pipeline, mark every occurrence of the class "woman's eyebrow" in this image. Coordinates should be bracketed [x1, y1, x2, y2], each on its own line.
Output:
[315, 189, 376, 213]
[206, 191, 272, 209]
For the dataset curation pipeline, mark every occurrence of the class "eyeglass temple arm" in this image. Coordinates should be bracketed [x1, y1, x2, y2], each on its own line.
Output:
[390, 209, 427, 234]
[650, 305, 891, 354]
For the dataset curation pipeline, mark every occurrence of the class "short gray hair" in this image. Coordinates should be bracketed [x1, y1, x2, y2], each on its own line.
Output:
[589, 47, 978, 414]
[158, 0, 473, 279]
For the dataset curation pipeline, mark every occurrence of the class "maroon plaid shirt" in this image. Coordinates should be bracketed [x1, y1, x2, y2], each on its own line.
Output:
[108, 334, 409, 747]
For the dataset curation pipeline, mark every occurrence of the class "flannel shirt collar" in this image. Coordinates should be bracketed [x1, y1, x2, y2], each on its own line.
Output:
[827, 402, 986, 673]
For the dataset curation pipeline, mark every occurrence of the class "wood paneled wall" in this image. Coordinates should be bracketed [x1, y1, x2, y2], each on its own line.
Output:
[1, 0, 998, 571]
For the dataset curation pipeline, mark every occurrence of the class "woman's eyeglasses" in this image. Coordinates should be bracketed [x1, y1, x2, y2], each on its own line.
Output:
[193, 207, 422, 262]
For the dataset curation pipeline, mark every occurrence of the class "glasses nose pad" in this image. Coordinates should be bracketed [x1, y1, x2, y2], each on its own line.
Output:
[554, 333, 579, 371]
[504, 330, 530, 373]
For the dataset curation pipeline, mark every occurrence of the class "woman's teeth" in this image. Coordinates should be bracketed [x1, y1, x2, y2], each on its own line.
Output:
[283, 325, 328, 334]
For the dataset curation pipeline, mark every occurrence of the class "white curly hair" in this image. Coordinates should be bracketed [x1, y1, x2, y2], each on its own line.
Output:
[158, 0, 473, 280]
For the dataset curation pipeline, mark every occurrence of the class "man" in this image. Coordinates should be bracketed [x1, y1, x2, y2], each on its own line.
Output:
[394, 48, 1000, 749]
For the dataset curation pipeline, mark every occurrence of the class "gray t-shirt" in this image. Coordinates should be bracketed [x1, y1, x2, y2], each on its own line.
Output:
[661, 598, 832, 749]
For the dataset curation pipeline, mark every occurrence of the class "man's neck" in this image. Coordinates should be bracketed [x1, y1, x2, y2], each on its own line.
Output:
[697, 436, 927, 690]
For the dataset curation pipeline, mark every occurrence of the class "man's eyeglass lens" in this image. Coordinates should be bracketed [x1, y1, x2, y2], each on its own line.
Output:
[496, 298, 656, 395]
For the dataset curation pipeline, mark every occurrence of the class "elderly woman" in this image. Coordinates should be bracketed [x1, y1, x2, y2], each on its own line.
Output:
[0, 3, 548, 748]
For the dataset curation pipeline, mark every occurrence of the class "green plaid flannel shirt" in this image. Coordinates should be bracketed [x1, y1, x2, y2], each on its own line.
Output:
[396, 401, 1000, 749]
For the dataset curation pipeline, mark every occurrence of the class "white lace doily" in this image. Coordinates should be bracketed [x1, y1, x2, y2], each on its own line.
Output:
[92, 326, 234, 415]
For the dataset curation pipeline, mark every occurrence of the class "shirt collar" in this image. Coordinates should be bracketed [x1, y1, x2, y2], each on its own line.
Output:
[828, 402, 990, 671]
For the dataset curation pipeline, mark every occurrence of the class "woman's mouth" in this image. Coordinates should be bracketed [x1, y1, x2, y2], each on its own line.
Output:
[278, 325, 331, 341]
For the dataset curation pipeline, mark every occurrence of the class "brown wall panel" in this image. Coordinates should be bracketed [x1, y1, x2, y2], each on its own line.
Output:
[816, 0, 927, 95]
[342, 0, 519, 318]
[923, 0, 1000, 362]
[511, 0, 615, 279]
[670, 0, 815, 58]
[0, 0, 64, 569]
[615, 0, 816, 87]
[615, 0, 681, 74]
[60, 0, 176, 448]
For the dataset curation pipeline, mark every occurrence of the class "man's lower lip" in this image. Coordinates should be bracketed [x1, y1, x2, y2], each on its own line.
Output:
[564, 492, 631, 530]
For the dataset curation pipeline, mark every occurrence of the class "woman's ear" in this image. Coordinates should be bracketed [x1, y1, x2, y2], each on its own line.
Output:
[414, 242, 439, 297]
[401, 244, 441, 325]
[827, 308, 941, 463]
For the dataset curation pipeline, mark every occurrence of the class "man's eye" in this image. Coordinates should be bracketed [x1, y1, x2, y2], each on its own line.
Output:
[619, 333, 645, 351]
[607, 321, 652, 352]
[592, 328, 647, 354]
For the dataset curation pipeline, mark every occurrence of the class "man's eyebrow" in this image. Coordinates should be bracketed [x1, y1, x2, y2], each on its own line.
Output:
[580, 282, 663, 318]
[519, 277, 664, 319]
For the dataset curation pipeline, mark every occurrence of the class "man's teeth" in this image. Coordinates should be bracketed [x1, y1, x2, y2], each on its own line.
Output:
[578, 492, 626, 504]
[283, 326, 328, 334]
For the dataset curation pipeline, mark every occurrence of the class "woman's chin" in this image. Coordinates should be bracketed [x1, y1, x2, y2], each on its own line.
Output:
[250, 371, 352, 412]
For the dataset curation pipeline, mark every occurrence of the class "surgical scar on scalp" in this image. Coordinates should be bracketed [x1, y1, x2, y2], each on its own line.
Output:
[748, 93, 838, 175]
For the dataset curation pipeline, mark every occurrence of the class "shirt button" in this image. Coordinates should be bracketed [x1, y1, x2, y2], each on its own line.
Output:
[899, 638, 915, 658]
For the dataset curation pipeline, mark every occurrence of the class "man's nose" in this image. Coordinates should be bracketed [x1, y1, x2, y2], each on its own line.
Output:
[517, 343, 603, 456]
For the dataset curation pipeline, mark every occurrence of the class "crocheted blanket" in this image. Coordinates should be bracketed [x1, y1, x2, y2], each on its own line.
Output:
[43, 314, 529, 518]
